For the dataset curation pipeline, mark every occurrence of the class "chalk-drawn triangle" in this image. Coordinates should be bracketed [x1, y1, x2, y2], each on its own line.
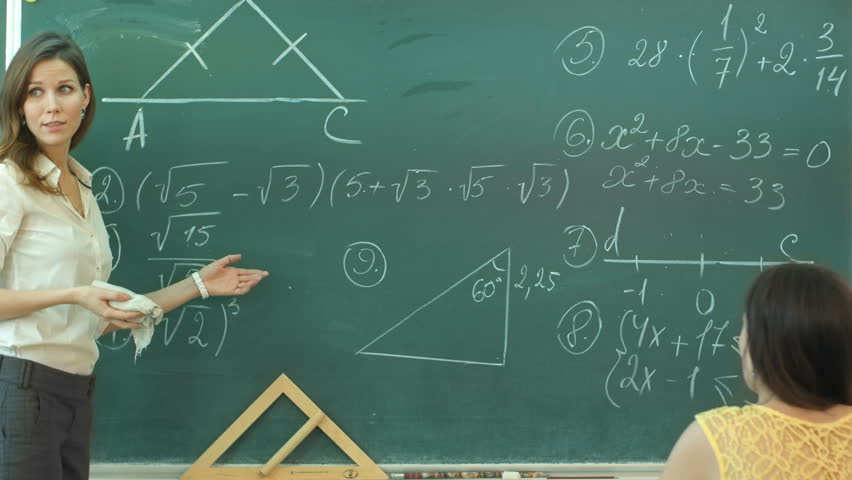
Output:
[356, 248, 511, 366]
[181, 374, 388, 480]
[106, 0, 363, 104]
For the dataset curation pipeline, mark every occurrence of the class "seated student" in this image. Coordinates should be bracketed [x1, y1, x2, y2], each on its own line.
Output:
[660, 263, 852, 480]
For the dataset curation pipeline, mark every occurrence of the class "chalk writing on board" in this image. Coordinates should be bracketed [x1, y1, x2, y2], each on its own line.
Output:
[553, 109, 594, 158]
[549, 205, 816, 407]
[85, 0, 847, 428]
[557, 300, 602, 355]
[149, 211, 221, 251]
[602, 253, 808, 274]
[602, 297, 743, 408]
[513, 264, 561, 301]
[122, 108, 146, 151]
[148, 257, 214, 288]
[815, 22, 848, 96]
[161, 303, 232, 357]
[98, 257, 239, 357]
[94, 137, 826, 387]
[357, 249, 511, 366]
[628, 38, 668, 69]
[92, 166, 125, 214]
[343, 242, 388, 288]
[325, 106, 363, 145]
[603, 273, 806, 408]
[556, 109, 833, 169]
[98, 328, 132, 351]
[558, 4, 847, 95]
[519, 163, 570, 209]
[105, 223, 121, 270]
[102, 154, 825, 212]
[562, 225, 598, 269]
[102, 0, 367, 149]
[554, 26, 606, 77]
[136, 161, 228, 211]
[256, 164, 312, 205]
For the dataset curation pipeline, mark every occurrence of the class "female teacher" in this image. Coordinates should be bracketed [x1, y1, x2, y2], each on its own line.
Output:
[0, 31, 269, 479]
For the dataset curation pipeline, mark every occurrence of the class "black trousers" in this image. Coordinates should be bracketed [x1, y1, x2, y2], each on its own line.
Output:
[0, 355, 94, 480]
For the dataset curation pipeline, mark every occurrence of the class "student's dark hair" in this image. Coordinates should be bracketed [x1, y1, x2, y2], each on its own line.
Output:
[745, 263, 852, 408]
[0, 31, 95, 193]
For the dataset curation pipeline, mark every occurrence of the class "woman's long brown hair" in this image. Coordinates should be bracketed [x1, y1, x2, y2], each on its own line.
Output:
[0, 31, 96, 193]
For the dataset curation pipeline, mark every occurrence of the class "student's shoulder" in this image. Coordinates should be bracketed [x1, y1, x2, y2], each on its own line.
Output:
[697, 405, 746, 423]
[660, 419, 719, 480]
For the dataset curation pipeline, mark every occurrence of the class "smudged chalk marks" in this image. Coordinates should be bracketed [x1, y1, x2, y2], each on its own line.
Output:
[402, 81, 473, 97]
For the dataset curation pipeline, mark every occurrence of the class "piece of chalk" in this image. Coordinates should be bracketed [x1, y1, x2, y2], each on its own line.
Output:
[502, 472, 520, 480]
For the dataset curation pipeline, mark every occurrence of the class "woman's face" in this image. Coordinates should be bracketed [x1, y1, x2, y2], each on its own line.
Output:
[20, 58, 90, 155]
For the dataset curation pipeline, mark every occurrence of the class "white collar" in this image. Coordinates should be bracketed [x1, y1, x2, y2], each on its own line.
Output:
[33, 153, 92, 187]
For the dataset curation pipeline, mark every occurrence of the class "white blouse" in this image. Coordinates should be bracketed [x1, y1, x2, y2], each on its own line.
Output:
[0, 154, 112, 375]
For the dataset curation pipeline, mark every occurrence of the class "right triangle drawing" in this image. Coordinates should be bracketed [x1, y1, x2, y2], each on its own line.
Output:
[357, 248, 511, 367]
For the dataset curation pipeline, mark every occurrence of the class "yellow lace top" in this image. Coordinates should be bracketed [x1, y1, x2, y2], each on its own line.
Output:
[696, 405, 852, 480]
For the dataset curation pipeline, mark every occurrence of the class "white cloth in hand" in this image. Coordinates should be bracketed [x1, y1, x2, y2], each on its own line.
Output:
[92, 280, 163, 360]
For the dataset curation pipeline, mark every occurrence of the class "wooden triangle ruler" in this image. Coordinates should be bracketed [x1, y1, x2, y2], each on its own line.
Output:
[181, 374, 388, 480]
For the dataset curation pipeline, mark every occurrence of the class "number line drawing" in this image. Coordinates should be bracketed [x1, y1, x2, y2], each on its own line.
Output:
[356, 248, 511, 367]
[604, 254, 813, 275]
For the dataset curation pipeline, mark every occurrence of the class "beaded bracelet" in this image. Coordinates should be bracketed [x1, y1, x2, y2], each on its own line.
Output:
[191, 271, 209, 299]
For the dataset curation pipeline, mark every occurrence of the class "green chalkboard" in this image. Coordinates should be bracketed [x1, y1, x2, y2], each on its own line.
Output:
[21, 0, 851, 466]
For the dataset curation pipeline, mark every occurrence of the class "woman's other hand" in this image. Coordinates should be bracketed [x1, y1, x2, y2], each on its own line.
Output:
[72, 286, 145, 322]
[198, 254, 269, 297]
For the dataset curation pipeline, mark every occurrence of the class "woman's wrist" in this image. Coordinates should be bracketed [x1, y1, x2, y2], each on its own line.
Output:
[66, 286, 83, 306]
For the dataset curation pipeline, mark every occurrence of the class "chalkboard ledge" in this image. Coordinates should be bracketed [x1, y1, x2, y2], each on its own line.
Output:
[90, 463, 663, 480]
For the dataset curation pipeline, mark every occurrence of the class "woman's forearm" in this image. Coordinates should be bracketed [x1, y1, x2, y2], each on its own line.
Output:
[0, 287, 78, 321]
[144, 276, 201, 314]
